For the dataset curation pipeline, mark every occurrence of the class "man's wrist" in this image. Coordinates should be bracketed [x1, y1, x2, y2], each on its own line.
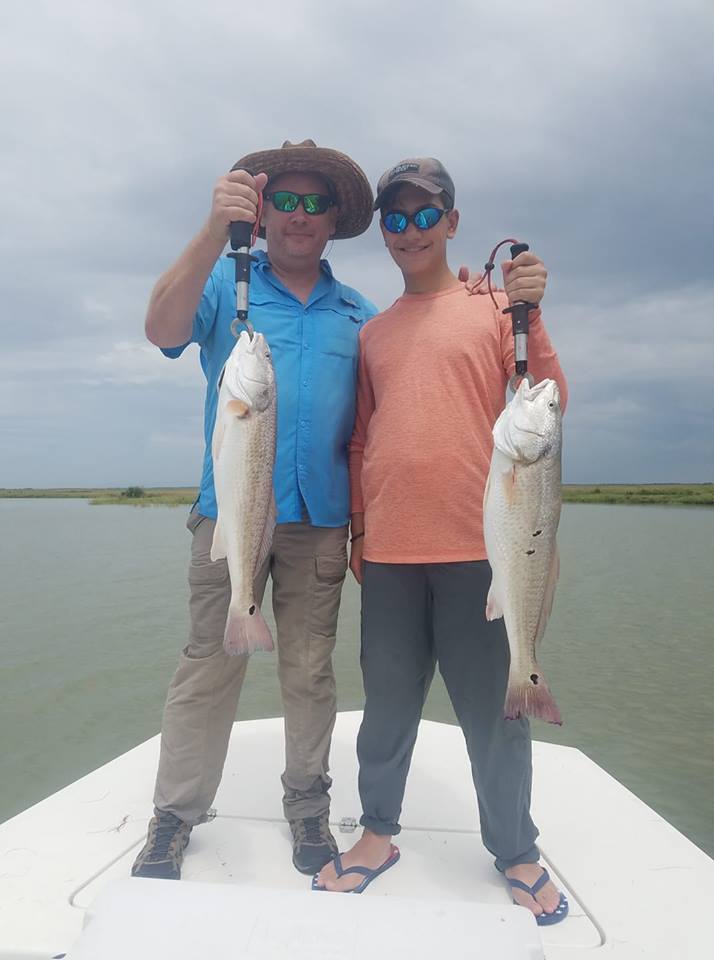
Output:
[202, 219, 228, 247]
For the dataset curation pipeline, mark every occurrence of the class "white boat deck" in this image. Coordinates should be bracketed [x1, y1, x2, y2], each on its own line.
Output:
[0, 712, 712, 958]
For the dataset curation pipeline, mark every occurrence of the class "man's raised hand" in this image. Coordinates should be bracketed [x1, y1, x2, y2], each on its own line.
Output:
[207, 170, 269, 243]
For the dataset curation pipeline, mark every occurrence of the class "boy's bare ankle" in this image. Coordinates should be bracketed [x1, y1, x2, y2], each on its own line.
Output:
[360, 830, 393, 851]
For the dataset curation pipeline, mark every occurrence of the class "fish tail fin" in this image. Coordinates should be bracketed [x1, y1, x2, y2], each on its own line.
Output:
[223, 605, 274, 656]
[504, 665, 562, 725]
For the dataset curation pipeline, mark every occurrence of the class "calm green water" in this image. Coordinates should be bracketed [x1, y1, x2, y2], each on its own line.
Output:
[1, 499, 712, 857]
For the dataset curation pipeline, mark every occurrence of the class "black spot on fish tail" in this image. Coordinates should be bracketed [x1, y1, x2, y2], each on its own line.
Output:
[530, 674, 539, 684]
[248, 605, 256, 616]
[526, 549, 536, 556]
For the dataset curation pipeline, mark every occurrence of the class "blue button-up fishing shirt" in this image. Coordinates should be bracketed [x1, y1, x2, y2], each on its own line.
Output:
[161, 251, 377, 526]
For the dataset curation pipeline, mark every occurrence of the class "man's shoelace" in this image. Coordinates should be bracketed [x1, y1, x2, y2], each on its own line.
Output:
[301, 816, 326, 845]
[151, 815, 185, 854]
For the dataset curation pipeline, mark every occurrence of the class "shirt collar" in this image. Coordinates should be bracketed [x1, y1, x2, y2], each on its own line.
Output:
[252, 249, 337, 306]
[253, 249, 333, 278]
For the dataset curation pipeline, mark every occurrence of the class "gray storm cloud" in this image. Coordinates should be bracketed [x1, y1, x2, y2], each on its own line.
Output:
[1, 0, 712, 486]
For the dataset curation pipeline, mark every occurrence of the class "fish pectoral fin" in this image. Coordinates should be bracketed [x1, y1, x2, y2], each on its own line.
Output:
[534, 546, 560, 646]
[482, 469, 492, 513]
[210, 521, 228, 561]
[226, 399, 250, 418]
[501, 465, 518, 506]
[485, 581, 504, 621]
[256, 494, 276, 571]
[211, 413, 226, 465]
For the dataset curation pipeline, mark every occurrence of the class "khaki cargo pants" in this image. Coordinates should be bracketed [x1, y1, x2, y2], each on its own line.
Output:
[153, 511, 348, 825]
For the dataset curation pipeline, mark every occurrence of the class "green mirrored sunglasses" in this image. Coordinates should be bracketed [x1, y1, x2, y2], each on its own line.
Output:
[264, 191, 335, 215]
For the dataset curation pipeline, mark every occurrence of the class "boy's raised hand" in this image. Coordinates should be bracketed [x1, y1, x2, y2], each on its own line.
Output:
[502, 252, 547, 305]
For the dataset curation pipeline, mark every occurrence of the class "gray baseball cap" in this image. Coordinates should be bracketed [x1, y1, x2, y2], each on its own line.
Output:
[373, 157, 455, 210]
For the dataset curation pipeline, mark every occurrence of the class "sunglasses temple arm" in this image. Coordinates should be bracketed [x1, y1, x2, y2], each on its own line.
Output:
[228, 220, 254, 339]
[502, 241, 536, 392]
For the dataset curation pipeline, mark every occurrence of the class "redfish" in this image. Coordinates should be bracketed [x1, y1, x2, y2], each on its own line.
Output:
[211, 330, 277, 655]
[483, 378, 563, 724]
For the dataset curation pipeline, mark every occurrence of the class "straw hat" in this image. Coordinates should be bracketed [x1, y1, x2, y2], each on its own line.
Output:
[232, 139, 374, 240]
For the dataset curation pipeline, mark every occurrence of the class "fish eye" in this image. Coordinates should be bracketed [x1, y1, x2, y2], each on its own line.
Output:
[548, 401, 554, 408]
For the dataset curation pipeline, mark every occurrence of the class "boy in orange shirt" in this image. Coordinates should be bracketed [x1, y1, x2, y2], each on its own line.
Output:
[314, 158, 569, 924]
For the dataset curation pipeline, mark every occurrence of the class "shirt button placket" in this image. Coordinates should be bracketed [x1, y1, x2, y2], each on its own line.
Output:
[297, 308, 312, 509]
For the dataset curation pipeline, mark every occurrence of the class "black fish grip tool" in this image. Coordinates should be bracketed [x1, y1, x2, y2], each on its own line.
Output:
[502, 242, 538, 392]
[478, 239, 539, 392]
[228, 220, 255, 340]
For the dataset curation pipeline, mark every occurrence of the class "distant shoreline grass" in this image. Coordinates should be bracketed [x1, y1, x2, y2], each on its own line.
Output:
[0, 487, 198, 507]
[1, 484, 712, 507]
[561, 484, 714, 506]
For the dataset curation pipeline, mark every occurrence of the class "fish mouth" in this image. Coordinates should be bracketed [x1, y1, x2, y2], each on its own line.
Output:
[513, 420, 545, 437]
[241, 373, 270, 388]
[527, 379, 560, 404]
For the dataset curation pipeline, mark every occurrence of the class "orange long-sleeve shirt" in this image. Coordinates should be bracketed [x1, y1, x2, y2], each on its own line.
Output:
[349, 284, 568, 564]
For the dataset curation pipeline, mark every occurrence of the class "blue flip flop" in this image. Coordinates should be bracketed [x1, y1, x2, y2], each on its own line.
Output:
[311, 845, 400, 894]
[507, 868, 569, 926]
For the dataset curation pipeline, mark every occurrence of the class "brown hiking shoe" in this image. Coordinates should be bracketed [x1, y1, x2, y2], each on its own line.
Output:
[131, 810, 192, 880]
[289, 813, 338, 875]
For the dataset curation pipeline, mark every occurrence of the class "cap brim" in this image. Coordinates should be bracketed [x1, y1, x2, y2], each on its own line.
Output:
[373, 176, 447, 210]
[233, 145, 374, 240]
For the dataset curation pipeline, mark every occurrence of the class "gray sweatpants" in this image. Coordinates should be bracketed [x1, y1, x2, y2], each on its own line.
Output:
[357, 560, 540, 872]
[153, 512, 348, 825]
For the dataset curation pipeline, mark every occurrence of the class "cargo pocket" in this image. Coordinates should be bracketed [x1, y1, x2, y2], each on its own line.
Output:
[188, 557, 231, 652]
[309, 554, 348, 638]
[316, 555, 348, 583]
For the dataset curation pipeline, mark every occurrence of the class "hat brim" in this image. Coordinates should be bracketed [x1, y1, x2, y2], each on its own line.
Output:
[233, 146, 374, 240]
[374, 177, 450, 211]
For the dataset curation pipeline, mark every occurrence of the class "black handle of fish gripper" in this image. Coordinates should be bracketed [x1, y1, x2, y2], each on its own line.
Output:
[510, 242, 530, 260]
[228, 221, 252, 283]
[503, 242, 535, 379]
[230, 220, 252, 252]
[227, 220, 253, 334]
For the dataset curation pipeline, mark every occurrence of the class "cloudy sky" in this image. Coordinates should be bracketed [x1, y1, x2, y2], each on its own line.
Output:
[1, 0, 712, 487]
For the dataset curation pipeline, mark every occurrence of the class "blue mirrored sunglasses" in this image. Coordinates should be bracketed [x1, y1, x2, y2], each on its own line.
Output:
[381, 205, 450, 234]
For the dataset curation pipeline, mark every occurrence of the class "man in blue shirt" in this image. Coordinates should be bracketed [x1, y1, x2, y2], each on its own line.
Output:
[132, 140, 377, 881]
